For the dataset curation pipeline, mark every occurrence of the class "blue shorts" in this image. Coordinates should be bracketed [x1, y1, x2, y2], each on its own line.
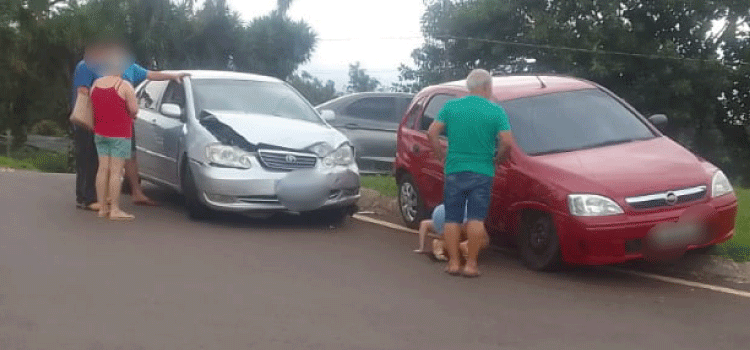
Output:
[94, 135, 132, 159]
[443, 172, 493, 224]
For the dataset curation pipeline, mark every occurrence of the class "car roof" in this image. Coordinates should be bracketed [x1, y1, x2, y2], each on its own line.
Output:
[425, 75, 598, 102]
[316, 92, 415, 107]
[170, 70, 283, 83]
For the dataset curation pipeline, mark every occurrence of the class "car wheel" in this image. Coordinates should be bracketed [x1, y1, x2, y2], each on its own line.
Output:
[182, 163, 212, 220]
[397, 174, 428, 229]
[519, 211, 562, 271]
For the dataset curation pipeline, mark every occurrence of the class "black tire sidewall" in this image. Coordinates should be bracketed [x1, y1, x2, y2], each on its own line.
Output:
[182, 164, 211, 220]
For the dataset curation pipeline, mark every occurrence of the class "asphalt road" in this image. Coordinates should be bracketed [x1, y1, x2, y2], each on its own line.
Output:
[1, 172, 749, 350]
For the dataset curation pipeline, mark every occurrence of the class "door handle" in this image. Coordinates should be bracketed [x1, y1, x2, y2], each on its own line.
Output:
[344, 123, 360, 130]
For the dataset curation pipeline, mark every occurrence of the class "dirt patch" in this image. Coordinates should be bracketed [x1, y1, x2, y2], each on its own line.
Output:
[357, 188, 400, 219]
[357, 188, 750, 288]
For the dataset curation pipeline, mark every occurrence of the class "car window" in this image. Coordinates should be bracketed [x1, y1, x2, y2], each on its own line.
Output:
[420, 94, 456, 131]
[403, 99, 423, 129]
[161, 81, 186, 118]
[192, 79, 323, 124]
[501, 89, 656, 156]
[138, 81, 168, 111]
[344, 97, 397, 123]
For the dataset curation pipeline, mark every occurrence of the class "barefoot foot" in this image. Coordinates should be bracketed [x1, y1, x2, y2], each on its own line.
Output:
[109, 209, 135, 221]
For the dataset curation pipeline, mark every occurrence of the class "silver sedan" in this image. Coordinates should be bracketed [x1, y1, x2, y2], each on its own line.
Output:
[133, 70, 360, 222]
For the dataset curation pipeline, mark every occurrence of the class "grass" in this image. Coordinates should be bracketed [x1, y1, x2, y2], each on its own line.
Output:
[360, 175, 750, 262]
[361, 175, 398, 197]
[0, 144, 71, 173]
[0, 156, 37, 171]
[715, 187, 750, 262]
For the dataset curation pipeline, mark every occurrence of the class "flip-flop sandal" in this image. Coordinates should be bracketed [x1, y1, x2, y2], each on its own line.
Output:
[109, 213, 135, 221]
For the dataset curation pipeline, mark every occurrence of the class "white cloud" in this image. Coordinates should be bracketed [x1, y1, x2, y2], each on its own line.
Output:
[222, 0, 425, 89]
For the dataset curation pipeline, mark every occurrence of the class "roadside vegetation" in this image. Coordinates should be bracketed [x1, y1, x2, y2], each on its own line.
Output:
[0, 143, 71, 173]
[716, 188, 750, 262]
[361, 175, 398, 198]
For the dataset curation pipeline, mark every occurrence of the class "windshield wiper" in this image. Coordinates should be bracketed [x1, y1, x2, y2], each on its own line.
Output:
[577, 137, 653, 151]
[531, 137, 653, 156]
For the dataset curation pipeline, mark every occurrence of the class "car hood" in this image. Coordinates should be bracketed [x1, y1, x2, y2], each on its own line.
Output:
[532, 137, 711, 198]
[203, 111, 349, 151]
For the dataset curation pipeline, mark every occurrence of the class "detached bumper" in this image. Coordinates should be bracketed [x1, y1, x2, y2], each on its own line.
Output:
[189, 160, 360, 213]
[556, 195, 738, 266]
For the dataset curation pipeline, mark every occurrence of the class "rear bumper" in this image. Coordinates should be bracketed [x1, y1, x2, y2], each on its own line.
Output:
[557, 196, 738, 266]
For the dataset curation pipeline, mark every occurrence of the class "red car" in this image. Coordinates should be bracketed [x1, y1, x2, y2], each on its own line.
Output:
[394, 75, 738, 270]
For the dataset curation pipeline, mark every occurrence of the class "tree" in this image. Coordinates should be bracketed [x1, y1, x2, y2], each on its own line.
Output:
[348, 62, 380, 92]
[288, 71, 337, 106]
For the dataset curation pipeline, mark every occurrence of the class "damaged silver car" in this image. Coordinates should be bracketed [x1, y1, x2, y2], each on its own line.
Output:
[133, 71, 360, 222]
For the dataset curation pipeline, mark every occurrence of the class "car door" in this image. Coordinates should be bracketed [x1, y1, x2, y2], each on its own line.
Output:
[336, 96, 399, 173]
[411, 93, 457, 208]
[154, 81, 187, 187]
[134, 81, 168, 179]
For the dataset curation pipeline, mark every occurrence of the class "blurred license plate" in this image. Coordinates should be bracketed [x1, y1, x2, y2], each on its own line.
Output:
[650, 223, 703, 250]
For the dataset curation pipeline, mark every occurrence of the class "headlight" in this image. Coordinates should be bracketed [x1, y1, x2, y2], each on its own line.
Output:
[711, 171, 734, 198]
[323, 144, 355, 167]
[205, 143, 253, 169]
[568, 194, 624, 217]
[307, 142, 335, 157]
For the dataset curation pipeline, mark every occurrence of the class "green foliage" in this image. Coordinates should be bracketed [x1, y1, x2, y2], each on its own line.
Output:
[715, 187, 750, 262]
[348, 62, 381, 92]
[0, 0, 319, 149]
[400, 0, 750, 183]
[288, 71, 337, 106]
[0, 156, 37, 171]
[30, 119, 66, 137]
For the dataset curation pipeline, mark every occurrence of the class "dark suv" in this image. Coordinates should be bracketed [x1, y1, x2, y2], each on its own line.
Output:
[317, 92, 414, 174]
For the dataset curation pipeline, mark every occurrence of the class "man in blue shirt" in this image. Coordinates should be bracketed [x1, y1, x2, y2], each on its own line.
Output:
[72, 40, 188, 209]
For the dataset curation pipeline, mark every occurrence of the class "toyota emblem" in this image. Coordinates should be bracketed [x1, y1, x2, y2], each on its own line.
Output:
[665, 192, 678, 206]
[285, 154, 297, 163]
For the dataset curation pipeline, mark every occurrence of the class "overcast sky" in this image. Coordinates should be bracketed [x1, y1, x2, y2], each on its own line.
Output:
[223, 0, 426, 89]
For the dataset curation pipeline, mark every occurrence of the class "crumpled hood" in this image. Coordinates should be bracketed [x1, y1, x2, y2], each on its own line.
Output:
[533, 137, 710, 198]
[203, 111, 349, 151]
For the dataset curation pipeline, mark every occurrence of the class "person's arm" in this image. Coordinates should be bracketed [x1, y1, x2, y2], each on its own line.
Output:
[427, 121, 446, 162]
[119, 82, 139, 119]
[147, 71, 190, 83]
[495, 131, 515, 165]
[415, 220, 434, 253]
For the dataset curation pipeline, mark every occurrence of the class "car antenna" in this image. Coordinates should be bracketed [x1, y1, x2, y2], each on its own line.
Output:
[535, 75, 547, 88]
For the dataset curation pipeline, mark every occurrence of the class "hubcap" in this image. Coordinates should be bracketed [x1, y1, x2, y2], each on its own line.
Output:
[529, 218, 551, 253]
[400, 182, 418, 222]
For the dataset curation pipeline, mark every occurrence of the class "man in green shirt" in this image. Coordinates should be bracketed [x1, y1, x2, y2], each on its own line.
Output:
[427, 69, 514, 277]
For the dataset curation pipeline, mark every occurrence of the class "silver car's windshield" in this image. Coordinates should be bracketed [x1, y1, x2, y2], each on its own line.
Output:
[192, 79, 324, 124]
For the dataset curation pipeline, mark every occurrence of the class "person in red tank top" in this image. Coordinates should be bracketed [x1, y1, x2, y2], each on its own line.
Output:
[90, 52, 139, 221]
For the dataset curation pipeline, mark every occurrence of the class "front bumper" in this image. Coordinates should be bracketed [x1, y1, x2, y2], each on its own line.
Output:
[189, 160, 360, 213]
[556, 195, 738, 266]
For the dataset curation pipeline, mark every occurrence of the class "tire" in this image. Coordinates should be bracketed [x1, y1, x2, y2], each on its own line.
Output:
[397, 174, 428, 229]
[182, 163, 213, 220]
[519, 211, 562, 271]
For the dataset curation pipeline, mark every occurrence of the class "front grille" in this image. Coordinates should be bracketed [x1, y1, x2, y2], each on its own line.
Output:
[258, 150, 317, 172]
[237, 195, 280, 204]
[625, 185, 707, 210]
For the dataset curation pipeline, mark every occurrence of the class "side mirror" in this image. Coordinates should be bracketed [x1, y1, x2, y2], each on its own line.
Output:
[320, 109, 336, 122]
[648, 114, 668, 130]
[161, 103, 182, 119]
